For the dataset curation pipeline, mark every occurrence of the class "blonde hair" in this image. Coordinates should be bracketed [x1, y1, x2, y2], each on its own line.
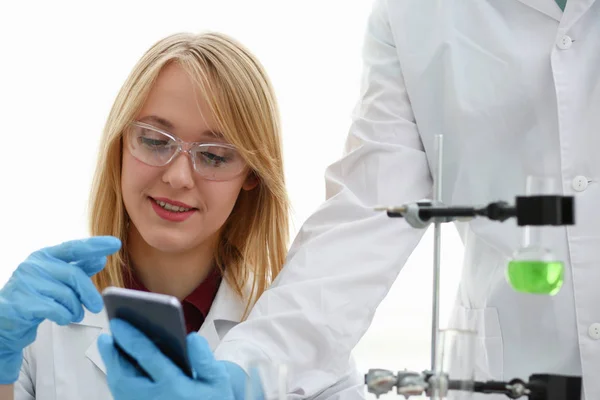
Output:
[89, 32, 289, 318]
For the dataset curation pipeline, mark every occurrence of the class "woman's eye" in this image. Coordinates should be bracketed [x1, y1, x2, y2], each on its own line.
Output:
[200, 151, 230, 166]
[140, 137, 170, 147]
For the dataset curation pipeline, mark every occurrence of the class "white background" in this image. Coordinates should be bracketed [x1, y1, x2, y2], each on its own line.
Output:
[0, 1, 464, 397]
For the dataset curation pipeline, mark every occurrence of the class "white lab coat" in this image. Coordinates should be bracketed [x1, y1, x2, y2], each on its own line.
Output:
[14, 279, 365, 399]
[215, 0, 600, 399]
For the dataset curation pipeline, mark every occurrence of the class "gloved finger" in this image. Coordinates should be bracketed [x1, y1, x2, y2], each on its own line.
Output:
[109, 319, 181, 382]
[13, 290, 74, 326]
[18, 265, 85, 322]
[71, 256, 108, 278]
[0, 315, 37, 352]
[98, 333, 157, 397]
[44, 236, 122, 263]
[36, 257, 104, 314]
[97, 333, 147, 377]
[186, 333, 222, 381]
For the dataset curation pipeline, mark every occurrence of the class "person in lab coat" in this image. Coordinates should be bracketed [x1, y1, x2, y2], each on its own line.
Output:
[211, 0, 600, 399]
[0, 32, 364, 400]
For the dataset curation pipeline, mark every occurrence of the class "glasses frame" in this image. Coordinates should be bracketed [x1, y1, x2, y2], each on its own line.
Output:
[126, 121, 247, 181]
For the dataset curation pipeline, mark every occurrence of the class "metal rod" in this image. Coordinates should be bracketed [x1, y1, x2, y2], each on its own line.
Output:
[418, 207, 477, 219]
[431, 134, 444, 371]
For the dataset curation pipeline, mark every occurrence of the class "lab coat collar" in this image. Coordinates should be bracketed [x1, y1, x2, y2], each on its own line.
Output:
[515, 0, 563, 21]
[75, 310, 110, 375]
[72, 278, 247, 376]
[560, 0, 597, 31]
[197, 277, 248, 353]
[516, 0, 597, 27]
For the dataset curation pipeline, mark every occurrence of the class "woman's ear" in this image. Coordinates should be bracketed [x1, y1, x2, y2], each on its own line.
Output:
[242, 171, 259, 191]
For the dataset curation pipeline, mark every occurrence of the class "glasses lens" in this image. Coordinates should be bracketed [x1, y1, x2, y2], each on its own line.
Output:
[191, 145, 245, 180]
[128, 123, 178, 166]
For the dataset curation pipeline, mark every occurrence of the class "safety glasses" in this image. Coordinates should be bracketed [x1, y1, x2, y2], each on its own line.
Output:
[125, 121, 247, 181]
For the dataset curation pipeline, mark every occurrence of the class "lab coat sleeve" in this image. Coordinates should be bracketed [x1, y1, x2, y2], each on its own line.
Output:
[214, 0, 433, 396]
[14, 350, 35, 400]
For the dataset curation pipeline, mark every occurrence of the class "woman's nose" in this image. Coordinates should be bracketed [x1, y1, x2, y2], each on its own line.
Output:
[162, 151, 195, 189]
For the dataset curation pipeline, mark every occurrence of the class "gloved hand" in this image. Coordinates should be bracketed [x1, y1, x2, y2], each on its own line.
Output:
[97, 318, 256, 400]
[0, 236, 122, 384]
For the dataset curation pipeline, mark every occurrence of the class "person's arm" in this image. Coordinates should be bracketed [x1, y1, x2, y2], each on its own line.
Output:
[0, 237, 121, 400]
[0, 384, 14, 400]
[215, 0, 433, 396]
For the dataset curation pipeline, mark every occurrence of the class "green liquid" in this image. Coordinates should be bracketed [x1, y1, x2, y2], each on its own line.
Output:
[506, 260, 564, 295]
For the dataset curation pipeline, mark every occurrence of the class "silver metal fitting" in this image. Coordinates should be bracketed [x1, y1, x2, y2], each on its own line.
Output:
[396, 371, 428, 398]
[365, 369, 397, 398]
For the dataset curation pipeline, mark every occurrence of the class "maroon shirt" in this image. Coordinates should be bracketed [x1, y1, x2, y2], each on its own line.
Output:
[123, 268, 221, 334]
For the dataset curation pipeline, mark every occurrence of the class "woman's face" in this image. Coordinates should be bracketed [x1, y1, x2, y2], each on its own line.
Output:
[121, 62, 256, 253]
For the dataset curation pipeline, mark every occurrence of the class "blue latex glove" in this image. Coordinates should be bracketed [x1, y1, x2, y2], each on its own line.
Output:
[97, 319, 256, 400]
[0, 236, 122, 384]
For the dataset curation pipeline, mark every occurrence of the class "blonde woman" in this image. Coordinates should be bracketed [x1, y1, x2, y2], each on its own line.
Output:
[0, 32, 364, 400]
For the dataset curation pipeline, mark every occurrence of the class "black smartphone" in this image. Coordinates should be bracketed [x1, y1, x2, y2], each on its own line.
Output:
[102, 286, 194, 379]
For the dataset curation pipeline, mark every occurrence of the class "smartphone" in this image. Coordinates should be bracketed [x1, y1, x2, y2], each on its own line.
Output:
[102, 286, 194, 379]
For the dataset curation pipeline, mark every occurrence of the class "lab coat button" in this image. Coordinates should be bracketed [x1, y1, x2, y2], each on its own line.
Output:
[572, 176, 588, 192]
[557, 35, 573, 50]
[589, 323, 600, 340]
